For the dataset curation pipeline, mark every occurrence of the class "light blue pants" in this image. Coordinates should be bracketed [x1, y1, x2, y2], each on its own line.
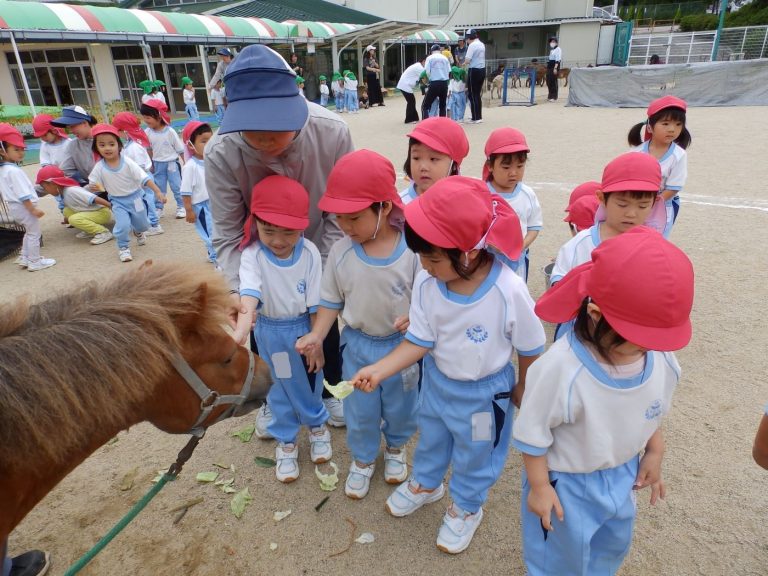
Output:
[109, 190, 150, 249]
[141, 177, 159, 227]
[345, 90, 358, 112]
[663, 196, 681, 238]
[340, 327, 419, 464]
[320, 94, 329, 107]
[185, 103, 199, 120]
[413, 355, 515, 513]
[451, 91, 467, 121]
[335, 91, 345, 111]
[427, 98, 439, 118]
[214, 104, 225, 124]
[521, 457, 639, 576]
[190, 198, 216, 262]
[152, 160, 182, 210]
[256, 314, 328, 444]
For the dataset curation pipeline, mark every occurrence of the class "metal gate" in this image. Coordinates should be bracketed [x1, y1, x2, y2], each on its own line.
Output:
[612, 21, 634, 66]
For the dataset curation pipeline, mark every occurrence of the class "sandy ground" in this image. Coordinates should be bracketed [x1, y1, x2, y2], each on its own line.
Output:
[3, 86, 768, 576]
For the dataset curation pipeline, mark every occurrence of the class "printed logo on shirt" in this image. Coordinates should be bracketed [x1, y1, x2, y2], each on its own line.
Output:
[644, 399, 663, 420]
[391, 282, 406, 298]
[465, 324, 489, 344]
[296, 280, 306, 295]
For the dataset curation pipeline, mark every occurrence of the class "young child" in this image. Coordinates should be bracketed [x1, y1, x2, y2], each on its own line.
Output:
[350, 175, 546, 554]
[180, 121, 218, 266]
[513, 226, 694, 575]
[563, 181, 600, 235]
[332, 72, 345, 112]
[484, 127, 542, 282]
[448, 67, 467, 122]
[358, 88, 370, 110]
[232, 175, 329, 483]
[295, 75, 306, 98]
[88, 124, 165, 262]
[182, 76, 199, 121]
[318, 75, 330, 107]
[211, 80, 226, 124]
[112, 111, 163, 236]
[295, 150, 421, 500]
[0, 124, 56, 271]
[32, 114, 70, 168]
[628, 95, 691, 238]
[343, 71, 359, 114]
[400, 117, 469, 205]
[141, 100, 186, 219]
[35, 165, 113, 245]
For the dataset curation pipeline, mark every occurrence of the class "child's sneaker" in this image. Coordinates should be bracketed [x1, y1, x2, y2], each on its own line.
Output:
[119, 248, 133, 262]
[135, 231, 147, 246]
[14, 255, 29, 268]
[384, 447, 408, 484]
[27, 258, 56, 272]
[386, 478, 445, 517]
[309, 425, 332, 464]
[75, 231, 93, 239]
[254, 403, 274, 439]
[436, 504, 484, 554]
[323, 397, 345, 427]
[175, 207, 186, 219]
[345, 461, 375, 499]
[90, 231, 113, 245]
[275, 443, 299, 483]
[145, 225, 164, 236]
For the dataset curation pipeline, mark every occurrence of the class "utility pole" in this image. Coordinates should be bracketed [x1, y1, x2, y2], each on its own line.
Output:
[711, 0, 728, 61]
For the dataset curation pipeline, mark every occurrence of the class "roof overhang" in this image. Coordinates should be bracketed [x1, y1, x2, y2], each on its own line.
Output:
[327, 19, 432, 48]
[452, 17, 605, 31]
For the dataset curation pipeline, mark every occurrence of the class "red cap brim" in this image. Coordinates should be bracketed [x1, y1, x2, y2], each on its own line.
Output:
[603, 309, 692, 352]
[254, 211, 308, 231]
[403, 199, 459, 250]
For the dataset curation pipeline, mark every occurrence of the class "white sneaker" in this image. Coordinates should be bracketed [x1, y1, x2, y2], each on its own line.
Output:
[345, 461, 375, 500]
[75, 231, 94, 239]
[384, 447, 408, 484]
[27, 258, 56, 272]
[309, 425, 332, 464]
[14, 255, 29, 268]
[275, 443, 299, 483]
[135, 231, 147, 246]
[436, 504, 484, 554]
[324, 397, 345, 428]
[119, 248, 133, 262]
[254, 403, 274, 439]
[145, 225, 164, 236]
[175, 207, 186, 219]
[386, 478, 445, 517]
[158, 209, 165, 219]
[90, 231, 113, 245]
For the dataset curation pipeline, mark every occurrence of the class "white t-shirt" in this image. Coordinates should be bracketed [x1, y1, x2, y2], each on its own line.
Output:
[512, 333, 680, 473]
[549, 46, 563, 63]
[406, 259, 546, 381]
[321, 234, 420, 337]
[489, 182, 543, 237]
[550, 225, 601, 284]
[399, 183, 419, 205]
[123, 140, 152, 172]
[465, 39, 486, 69]
[145, 126, 184, 162]
[89, 157, 150, 198]
[61, 185, 102, 212]
[632, 141, 687, 195]
[0, 162, 37, 205]
[397, 62, 425, 93]
[319, 84, 330, 96]
[425, 53, 451, 81]
[332, 82, 344, 96]
[211, 88, 225, 106]
[449, 79, 466, 94]
[183, 88, 196, 105]
[239, 237, 322, 319]
[142, 93, 166, 105]
[39, 138, 72, 167]
[344, 78, 358, 91]
[180, 158, 208, 205]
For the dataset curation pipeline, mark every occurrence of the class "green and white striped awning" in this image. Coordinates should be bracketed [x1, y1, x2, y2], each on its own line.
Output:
[401, 29, 460, 43]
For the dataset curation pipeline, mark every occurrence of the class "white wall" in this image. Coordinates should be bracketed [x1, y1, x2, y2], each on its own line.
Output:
[487, 0, 544, 23]
[89, 44, 122, 104]
[557, 21, 601, 66]
[0, 52, 20, 105]
[544, 0, 593, 20]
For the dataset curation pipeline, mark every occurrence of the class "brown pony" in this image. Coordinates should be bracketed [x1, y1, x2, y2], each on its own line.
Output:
[0, 262, 272, 543]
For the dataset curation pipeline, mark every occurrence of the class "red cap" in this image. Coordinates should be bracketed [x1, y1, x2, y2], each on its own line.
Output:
[319, 149, 403, 214]
[112, 112, 150, 148]
[181, 121, 208, 153]
[482, 127, 529, 180]
[404, 175, 523, 261]
[407, 117, 469, 167]
[142, 99, 171, 125]
[32, 114, 67, 139]
[241, 175, 310, 249]
[0, 123, 26, 149]
[535, 226, 694, 351]
[91, 124, 121, 140]
[647, 95, 687, 118]
[35, 164, 79, 188]
[567, 181, 600, 209]
[601, 152, 661, 194]
[563, 195, 599, 231]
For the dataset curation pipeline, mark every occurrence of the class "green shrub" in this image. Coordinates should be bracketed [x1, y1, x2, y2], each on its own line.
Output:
[679, 13, 718, 31]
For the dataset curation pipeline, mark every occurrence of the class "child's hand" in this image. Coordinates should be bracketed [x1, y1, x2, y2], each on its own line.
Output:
[88, 183, 103, 193]
[156, 194, 167, 205]
[351, 366, 382, 393]
[305, 345, 325, 374]
[635, 449, 666, 504]
[185, 210, 196, 224]
[232, 310, 255, 345]
[62, 216, 69, 225]
[527, 483, 564, 531]
[393, 315, 410, 334]
[295, 332, 322, 357]
[512, 384, 525, 409]
[31, 208, 45, 218]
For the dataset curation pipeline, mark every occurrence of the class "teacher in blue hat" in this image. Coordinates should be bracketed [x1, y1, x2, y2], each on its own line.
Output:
[50, 105, 98, 185]
[208, 47, 234, 96]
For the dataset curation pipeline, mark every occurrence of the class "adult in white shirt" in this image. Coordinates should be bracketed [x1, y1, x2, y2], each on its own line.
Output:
[463, 29, 486, 123]
[421, 45, 451, 120]
[396, 56, 426, 124]
[546, 37, 563, 101]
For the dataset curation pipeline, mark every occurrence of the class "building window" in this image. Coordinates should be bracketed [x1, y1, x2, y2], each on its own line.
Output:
[428, 0, 449, 17]
[7, 48, 96, 108]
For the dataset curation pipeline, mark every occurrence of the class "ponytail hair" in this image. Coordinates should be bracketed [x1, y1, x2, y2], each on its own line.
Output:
[628, 107, 692, 149]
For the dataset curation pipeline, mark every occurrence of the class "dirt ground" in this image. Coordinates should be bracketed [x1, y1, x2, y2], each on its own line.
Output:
[3, 87, 768, 576]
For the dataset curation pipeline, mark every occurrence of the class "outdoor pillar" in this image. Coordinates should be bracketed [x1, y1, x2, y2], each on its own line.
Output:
[86, 44, 108, 122]
[9, 32, 36, 115]
[356, 39, 363, 84]
[332, 38, 340, 73]
[379, 40, 386, 88]
[199, 45, 212, 110]
[141, 41, 155, 81]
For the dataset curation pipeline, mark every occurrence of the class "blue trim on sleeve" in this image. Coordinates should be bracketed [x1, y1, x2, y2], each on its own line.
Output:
[240, 289, 261, 299]
[319, 299, 344, 310]
[512, 439, 548, 456]
[141, 176, 151, 187]
[405, 332, 434, 349]
[665, 185, 683, 191]
[18, 194, 34, 202]
[518, 345, 545, 357]
[528, 226, 543, 231]
[308, 305, 318, 314]
[180, 191, 192, 196]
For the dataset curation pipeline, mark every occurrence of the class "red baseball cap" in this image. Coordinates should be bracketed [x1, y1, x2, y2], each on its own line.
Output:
[563, 194, 599, 232]
[32, 114, 67, 139]
[181, 121, 210, 153]
[0, 123, 26, 149]
[404, 175, 523, 261]
[535, 226, 694, 351]
[601, 152, 661, 194]
[91, 124, 122, 140]
[407, 117, 469, 167]
[112, 112, 150, 148]
[240, 175, 310, 249]
[35, 164, 79, 188]
[142, 99, 171, 125]
[647, 95, 687, 118]
[482, 127, 529, 180]
[567, 181, 600, 209]
[320, 149, 403, 214]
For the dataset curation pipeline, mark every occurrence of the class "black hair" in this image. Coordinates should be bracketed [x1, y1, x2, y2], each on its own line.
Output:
[487, 151, 528, 174]
[403, 137, 460, 179]
[628, 107, 691, 149]
[573, 297, 627, 365]
[91, 132, 123, 157]
[189, 123, 213, 145]
[404, 221, 492, 281]
[140, 104, 165, 125]
[603, 189, 657, 202]
[649, 54, 661, 64]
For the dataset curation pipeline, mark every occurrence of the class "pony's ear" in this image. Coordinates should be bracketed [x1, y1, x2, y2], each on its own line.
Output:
[139, 259, 154, 271]
[177, 281, 209, 333]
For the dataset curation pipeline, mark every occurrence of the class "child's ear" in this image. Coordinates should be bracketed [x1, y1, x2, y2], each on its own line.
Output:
[596, 190, 606, 205]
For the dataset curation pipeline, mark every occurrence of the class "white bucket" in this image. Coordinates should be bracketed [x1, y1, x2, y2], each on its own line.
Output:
[542, 262, 554, 289]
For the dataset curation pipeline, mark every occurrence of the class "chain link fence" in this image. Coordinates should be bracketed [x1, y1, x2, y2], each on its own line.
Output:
[630, 25, 768, 64]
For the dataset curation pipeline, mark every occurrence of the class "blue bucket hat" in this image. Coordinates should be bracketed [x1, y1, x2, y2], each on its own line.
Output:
[217, 47, 233, 57]
[219, 44, 307, 134]
[51, 105, 95, 127]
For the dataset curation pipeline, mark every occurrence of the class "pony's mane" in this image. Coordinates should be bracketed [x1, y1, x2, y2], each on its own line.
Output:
[0, 262, 231, 470]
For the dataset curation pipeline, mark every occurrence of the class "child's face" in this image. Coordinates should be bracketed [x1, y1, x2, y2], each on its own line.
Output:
[95, 134, 120, 161]
[418, 250, 459, 283]
[256, 220, 302, 259]
[142, 114, 161, 129]
[242, 130, 296, 157]
[185, 83, 193, 90]
[488, 156, 526, 192]
[70, 121, 92, 140]
[335, 206, 387, 244]
[0, 144, 25, 163]
[40, 181, 60, 196]
[649, 115, 683, 145]
[598, 191, 655, 234]
[190, 131, 212, 158]
[409, 142, 453, 193]
[40, 131, 59, 143]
